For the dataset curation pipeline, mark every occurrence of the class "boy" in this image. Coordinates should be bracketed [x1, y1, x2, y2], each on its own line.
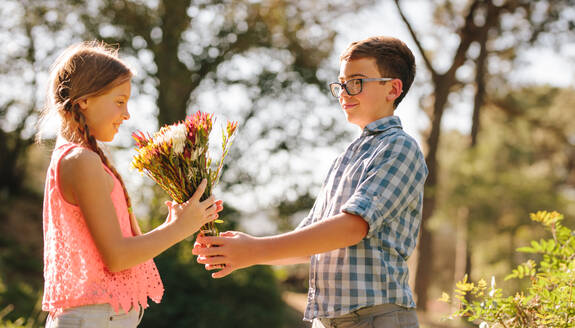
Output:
[193, 36, 427, 328]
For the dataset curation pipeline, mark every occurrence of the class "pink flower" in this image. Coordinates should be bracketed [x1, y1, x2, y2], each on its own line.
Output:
[131, 111, 238, 236]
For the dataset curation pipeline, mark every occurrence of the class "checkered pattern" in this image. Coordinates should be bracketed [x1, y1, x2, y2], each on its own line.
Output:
[297, 116, 428, 321]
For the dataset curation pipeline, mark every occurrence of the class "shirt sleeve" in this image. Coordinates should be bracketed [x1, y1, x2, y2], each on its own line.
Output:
[341, 135, 428, 238]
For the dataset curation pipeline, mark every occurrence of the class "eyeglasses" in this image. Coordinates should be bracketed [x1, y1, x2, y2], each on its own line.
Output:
[329, 78, 393, 98]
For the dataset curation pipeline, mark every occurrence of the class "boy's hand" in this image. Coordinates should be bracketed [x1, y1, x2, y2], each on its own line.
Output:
[193, 231, 258, 278]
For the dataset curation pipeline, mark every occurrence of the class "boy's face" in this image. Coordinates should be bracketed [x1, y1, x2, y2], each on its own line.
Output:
[337, 58, 399, 129]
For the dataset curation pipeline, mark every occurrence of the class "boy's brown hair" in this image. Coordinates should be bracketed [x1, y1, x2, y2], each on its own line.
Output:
[340, 36, 416, 108]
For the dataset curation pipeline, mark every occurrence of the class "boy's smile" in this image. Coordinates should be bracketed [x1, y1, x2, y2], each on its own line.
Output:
[337, 58, 400, 129]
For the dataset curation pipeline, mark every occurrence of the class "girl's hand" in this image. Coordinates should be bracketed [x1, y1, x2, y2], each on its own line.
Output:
[192, 231, 258, 278]
[167, 179, 223, 235]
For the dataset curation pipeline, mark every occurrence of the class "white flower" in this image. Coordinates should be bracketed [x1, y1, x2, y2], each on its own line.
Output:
[170, 124, 188, 154]
[479, 322, 489, 328]
[153, 128, 170, 146]
[153, 123, 188, 154]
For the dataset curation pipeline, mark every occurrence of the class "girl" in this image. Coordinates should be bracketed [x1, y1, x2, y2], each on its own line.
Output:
[37, 41, 221, 328]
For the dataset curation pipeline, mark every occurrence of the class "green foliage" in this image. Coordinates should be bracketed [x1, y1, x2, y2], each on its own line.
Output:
[0, 305, 35, 328]
[441, 211, 575, 327]
[431, 86, 575, 294]
[139, 206, 290, 328]
[0, 197, 45, 328]
[140, 244, 286, 328]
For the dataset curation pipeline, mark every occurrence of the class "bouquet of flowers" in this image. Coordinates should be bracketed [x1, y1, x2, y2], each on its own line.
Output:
[131, 111, 238, 236]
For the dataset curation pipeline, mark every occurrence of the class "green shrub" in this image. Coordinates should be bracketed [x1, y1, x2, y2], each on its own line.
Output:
[139, 208, 288, 328]
[139, 241, 286, 328]
[0, 305, 35, 328]
[440, 211, 575, 327]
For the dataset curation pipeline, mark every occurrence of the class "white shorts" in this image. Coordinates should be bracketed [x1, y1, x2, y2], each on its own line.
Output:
[46, 303, 143, 328]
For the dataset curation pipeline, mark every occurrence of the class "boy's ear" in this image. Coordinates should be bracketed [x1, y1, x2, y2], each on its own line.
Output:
[386, 79, 403, 102]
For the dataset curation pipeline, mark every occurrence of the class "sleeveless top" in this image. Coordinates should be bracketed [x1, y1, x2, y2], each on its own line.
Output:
[42, 143, 164, 315]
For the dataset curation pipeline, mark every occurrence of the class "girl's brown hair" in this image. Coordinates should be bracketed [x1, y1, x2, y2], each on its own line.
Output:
[340, 36, 416, 108]
[39, 41, 137, 230]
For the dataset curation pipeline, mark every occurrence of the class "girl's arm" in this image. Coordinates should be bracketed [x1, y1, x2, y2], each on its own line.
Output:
[60, 148, 220, 272]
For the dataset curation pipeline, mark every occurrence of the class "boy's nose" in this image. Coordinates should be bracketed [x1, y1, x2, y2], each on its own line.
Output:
[339, 88, 352, 99]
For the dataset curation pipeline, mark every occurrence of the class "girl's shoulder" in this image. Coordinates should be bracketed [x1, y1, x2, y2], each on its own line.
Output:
[59, 146, 105, 179]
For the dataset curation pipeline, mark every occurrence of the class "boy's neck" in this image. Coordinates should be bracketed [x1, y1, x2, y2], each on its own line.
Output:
[357, 112, 395, 130]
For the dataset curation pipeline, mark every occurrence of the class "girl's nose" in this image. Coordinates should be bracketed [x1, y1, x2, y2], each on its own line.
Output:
[123, 107, 130, 120]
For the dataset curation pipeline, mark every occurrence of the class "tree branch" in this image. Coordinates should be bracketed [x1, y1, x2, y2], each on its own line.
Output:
[394, 0, 439, 77]
[393, 0, 437, 77]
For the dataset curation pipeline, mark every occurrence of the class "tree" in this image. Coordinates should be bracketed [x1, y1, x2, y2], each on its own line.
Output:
[0, 2, 76, 323]
[69, 0, 375, 203]
[432, 86, 575, 312]
[30, 1, 378, 326]
[393, 0, 575, 309]
[0, 1, 46, 195]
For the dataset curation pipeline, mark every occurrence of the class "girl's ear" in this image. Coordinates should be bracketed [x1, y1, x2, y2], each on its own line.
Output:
[77, 98, 89, 111]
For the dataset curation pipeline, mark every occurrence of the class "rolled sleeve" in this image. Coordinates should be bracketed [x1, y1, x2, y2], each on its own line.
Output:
[342, 136, 427, 238]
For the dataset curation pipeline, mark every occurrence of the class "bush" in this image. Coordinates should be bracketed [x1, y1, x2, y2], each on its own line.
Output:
[0, 305, 38, 328]
[139, 241, 286, 328]
[440, 211, 575, 327]
[0, 196, 45, 328]
[139, 207, 288, 328]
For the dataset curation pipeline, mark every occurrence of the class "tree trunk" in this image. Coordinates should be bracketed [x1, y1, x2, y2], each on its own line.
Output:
[397, 0, 503, 309]
[453, 207, 469, 284]
[414, 79, 449, 309]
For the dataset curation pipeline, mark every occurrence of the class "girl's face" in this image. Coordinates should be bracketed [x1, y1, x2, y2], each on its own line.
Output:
[79, 81, 131, 142]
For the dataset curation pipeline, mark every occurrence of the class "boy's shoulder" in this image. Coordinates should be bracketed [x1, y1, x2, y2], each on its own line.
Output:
[375, 128, 422, 153]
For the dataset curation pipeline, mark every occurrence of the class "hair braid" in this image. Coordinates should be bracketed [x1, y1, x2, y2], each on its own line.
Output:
[71, 105, 136, 233]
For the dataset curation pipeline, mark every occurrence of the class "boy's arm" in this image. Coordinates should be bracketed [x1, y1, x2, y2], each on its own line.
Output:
[263, 257, 310, 265]
[193, 213, 368, 278]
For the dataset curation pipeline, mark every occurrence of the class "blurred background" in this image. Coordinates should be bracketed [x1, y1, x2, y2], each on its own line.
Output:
[1, 0, 574, 327]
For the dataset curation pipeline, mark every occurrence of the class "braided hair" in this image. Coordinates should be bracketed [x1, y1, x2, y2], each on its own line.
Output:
[39, 41, 138, 233]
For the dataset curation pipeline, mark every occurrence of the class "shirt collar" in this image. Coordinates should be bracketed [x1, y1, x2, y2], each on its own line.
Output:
[362, 115, 403, 136]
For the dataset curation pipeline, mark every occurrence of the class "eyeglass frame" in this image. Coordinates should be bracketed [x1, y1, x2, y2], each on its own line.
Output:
[329, 78, 394, 98]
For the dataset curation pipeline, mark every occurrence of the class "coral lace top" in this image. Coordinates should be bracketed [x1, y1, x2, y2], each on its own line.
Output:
[42, 143, 164, 315]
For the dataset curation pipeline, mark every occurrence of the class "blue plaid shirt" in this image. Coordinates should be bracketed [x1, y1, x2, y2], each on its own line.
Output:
[297, 116, 428, 321]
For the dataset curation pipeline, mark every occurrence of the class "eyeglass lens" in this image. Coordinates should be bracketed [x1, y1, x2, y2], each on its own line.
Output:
[330, 79, 363, 97]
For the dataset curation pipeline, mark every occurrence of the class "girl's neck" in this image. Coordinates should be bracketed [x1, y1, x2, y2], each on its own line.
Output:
[55, 135, 80, 148]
